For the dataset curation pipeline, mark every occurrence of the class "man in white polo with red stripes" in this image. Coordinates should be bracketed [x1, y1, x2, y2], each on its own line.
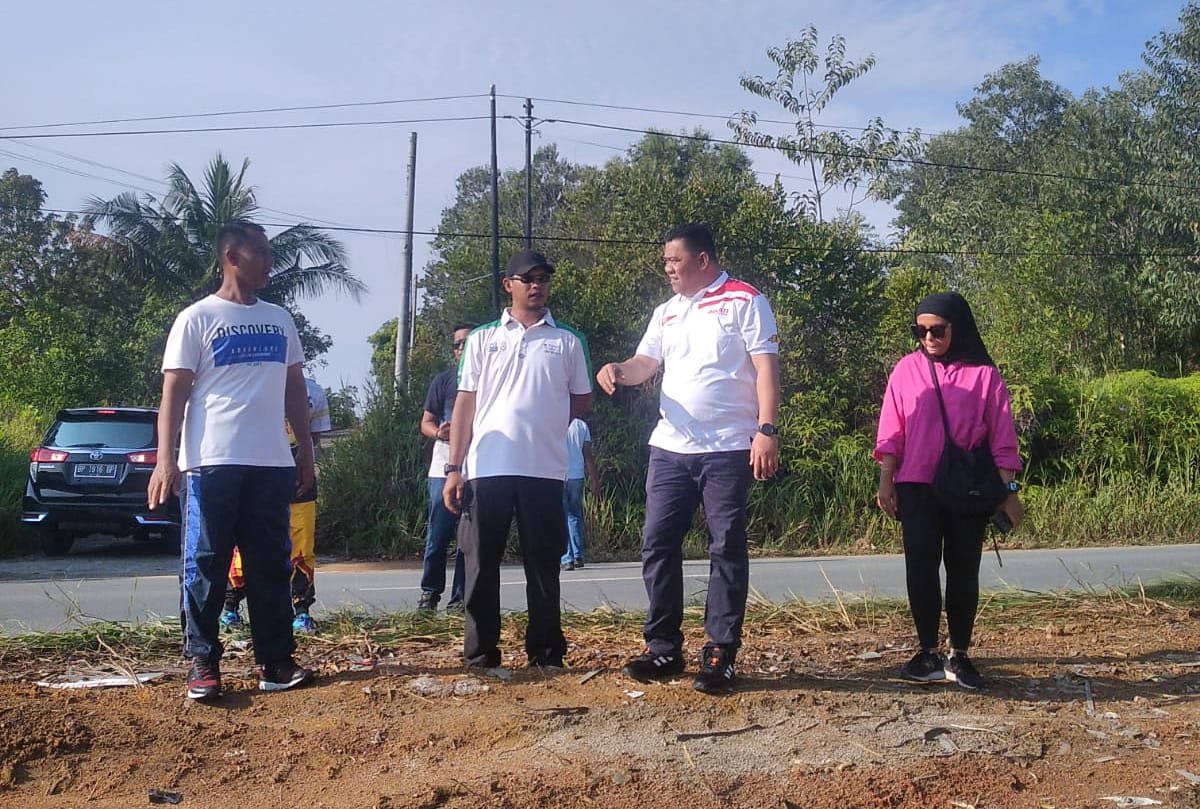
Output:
[596, 223, 780, 694]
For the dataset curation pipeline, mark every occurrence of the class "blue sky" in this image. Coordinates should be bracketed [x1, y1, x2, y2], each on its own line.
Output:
[0, 0, 1187, 396]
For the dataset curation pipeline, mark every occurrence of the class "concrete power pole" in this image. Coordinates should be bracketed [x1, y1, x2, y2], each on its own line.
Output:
[489, 85, 501, 315]
[524, 97, 533, 248]
[394, 131, 418, 393]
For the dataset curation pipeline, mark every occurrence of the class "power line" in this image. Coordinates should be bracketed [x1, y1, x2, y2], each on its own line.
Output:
[546, 117, 1200, 194]
[14, 204, 1197, 261]
[501, 93, 929, 139]
[3, 115, 492, 140]
[0, 139, 386, 236]
[0, 94, 491, 133]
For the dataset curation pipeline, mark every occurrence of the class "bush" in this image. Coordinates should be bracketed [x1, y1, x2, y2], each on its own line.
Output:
[0, 405, 48, 555]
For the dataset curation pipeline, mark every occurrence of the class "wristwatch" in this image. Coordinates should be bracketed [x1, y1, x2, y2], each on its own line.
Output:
[758, 423, 778, 437]
[443, 464, 462, 475]
[1006, 480, 1021, 493]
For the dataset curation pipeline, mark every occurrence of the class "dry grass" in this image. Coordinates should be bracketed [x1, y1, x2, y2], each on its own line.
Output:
[1, 579, 1195, 677]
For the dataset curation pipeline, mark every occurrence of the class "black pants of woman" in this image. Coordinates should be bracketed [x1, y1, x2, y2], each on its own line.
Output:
[896, 483, 988, 651]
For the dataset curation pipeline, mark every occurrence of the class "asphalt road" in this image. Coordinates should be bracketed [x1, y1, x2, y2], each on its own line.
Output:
[0, 535, 1197, 634]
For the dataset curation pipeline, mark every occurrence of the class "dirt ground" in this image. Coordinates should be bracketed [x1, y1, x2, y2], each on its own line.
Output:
[3, 598, 1200, 809]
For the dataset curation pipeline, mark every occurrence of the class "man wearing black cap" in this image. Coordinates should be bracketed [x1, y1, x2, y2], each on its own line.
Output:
[443, 249, 593, 670]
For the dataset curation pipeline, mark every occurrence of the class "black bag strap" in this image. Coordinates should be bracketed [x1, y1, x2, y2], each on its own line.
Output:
[926, 353, 1005, 566]
[925, 354, 954, 444]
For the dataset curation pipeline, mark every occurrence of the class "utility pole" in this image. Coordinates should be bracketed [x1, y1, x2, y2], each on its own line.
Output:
[524, 97, 533, 248]
[489, 85, 501, 315]
[394, 131, 418, 393]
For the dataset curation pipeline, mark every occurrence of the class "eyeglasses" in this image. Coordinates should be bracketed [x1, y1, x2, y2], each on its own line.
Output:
[511, 273, 552, 286]
[910, 323, 949, 341]
[452, 340, 466, 350]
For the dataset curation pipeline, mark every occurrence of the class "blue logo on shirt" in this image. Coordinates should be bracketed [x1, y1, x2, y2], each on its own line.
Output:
[212, 333, 287, 366]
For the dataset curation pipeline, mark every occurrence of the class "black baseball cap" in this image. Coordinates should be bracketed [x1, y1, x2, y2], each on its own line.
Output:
[505, 249, 555, 278]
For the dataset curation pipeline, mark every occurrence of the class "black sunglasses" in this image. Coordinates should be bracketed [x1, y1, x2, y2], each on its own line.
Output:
[911, 323, 949, 340]
[452, 339, 466, 350]
[511, 273, 552, 285]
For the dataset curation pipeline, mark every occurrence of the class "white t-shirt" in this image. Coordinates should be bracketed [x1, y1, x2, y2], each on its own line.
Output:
[565, 418, 591, 480]
[304, 377, 332, 435]
[458, 309, 592, 480]
[162, 295, 304, 470]
[636, 271, 779, 454]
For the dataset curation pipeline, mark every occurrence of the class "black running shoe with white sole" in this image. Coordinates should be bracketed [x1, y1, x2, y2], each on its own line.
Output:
[186, 660, 222, 700]
[622, 648, 685, 681]
[692, 644, 737, 694]
[899, 650, 946, 682]
[945, 653, 986, 690]
[258, 659, 316, 692]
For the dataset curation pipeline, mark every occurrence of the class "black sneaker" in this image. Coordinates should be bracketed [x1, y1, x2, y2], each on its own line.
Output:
[692, 644, 737, 694]
[417, 593, 439, 613]
[945, 653, 986, 690]
[900, 650, 946, 682]
[258, 659, 316, 692]
[622, 648, 685, 681]
[573, 560, 584, 569]
[186, 659, 222, 700]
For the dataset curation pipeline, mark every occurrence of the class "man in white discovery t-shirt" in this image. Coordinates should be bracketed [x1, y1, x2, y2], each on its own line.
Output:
[596, 223, 781, 695]
[149, 221, 317, 701]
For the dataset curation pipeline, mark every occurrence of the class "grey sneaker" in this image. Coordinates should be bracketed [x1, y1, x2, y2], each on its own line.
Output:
[900, 650, 946, 682]
[945, 653, 986, 690]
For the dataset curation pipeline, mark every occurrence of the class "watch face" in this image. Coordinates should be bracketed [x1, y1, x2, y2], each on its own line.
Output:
[759, 424, 777, 437]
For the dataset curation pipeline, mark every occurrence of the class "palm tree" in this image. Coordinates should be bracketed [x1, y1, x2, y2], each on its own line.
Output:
[83, 154, 365, 305]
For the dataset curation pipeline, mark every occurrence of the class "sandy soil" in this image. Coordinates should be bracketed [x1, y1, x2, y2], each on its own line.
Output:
[3, 600, 1200, 809]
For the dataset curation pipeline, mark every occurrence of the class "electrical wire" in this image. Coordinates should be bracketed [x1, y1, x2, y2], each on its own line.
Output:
[12, 204, 1196, 260]
[0, 94, 491, 133]
[3, 115, 492, 140]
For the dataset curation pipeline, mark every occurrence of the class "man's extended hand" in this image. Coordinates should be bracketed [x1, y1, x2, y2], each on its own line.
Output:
[595, 362, 625, 395]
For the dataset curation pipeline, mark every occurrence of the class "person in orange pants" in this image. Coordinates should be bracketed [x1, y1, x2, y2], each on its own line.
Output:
[222, 376, 330, 633]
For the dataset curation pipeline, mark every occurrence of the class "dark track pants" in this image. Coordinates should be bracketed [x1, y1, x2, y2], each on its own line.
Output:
[896, 483, 988, 651]
[181, 466, 296, 665]
[458, 476, 567, 667]
[641, 448, 752, 656]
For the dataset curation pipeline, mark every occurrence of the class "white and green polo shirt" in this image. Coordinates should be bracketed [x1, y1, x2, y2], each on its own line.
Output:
[458, 309, 592, 480]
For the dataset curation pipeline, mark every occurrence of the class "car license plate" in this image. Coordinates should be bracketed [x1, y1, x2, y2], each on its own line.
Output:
[74, 463, 118, 479]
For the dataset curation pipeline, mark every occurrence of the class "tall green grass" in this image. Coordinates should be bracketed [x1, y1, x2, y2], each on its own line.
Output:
[0, 405, 47, 554]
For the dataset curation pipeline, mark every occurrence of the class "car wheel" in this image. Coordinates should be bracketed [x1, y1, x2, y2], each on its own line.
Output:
[40, 529, 75, 557]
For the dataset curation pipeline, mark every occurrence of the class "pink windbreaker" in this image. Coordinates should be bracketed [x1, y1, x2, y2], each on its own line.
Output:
[874, 351, 1022, 484]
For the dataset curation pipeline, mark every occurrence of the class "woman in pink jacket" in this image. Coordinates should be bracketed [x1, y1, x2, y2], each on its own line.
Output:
[874, 292, 1024, 690]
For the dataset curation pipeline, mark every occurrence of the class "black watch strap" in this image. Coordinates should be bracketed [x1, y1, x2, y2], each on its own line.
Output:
[443, 463, 462, 475]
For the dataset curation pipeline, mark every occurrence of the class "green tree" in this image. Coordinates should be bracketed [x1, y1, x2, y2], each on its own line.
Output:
[83, 154, 366, 369]
[730, 26, 923, 222]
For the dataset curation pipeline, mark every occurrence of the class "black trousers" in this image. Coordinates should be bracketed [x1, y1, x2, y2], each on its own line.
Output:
[458, 476, 567, 667]
[896, 483, 987, 651]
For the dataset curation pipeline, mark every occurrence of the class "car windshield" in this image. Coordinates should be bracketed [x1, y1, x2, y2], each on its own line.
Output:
[46, 419, 155, 450]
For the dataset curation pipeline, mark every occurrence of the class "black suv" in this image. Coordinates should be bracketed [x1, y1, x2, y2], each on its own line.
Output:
[21, 407, 180, 556]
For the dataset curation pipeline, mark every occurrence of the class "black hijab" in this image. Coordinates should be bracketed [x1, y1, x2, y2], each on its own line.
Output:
[914, 292, 994, 366]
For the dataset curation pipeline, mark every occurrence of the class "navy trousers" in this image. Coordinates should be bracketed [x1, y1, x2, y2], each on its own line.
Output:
[181, 466, 296, 665]
[458, 476, 567, 667]
[641, 447, 752, 656]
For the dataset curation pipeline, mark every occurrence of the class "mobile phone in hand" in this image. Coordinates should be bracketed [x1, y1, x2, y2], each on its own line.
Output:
[990, 510, 1013, 534]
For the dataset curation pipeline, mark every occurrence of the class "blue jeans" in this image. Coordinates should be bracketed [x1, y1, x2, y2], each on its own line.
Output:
[560, 478, 585, 565]
[420, 477, 465, 603]
[180, 466, 296, 665]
